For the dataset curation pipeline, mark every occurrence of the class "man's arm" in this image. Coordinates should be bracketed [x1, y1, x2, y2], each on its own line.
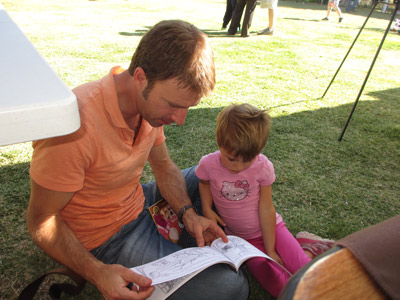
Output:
[148, 142, 228, 246]
[27, 179, 154, 300]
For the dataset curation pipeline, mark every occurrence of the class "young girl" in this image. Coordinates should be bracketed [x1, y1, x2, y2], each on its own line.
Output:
[195, 103, 333, 297]
[322, 0, 344, 23]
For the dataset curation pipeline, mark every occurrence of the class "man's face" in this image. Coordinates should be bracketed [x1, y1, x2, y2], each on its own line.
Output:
[137, 78, 201, 127]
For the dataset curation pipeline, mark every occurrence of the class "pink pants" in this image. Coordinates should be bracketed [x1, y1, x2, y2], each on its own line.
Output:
[245, 222, 311, 298]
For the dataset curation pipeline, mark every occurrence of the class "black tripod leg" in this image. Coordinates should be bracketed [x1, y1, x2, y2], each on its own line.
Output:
[338, 1, 399, 141]
[321, 1, 379, 99]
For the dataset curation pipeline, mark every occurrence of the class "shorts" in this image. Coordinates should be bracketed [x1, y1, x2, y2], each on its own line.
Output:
[261, 0, 278, 9]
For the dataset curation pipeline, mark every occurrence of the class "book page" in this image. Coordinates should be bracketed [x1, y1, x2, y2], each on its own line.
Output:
[147, 270, 203, 300]
[131, 246, 229, 285]
[211, 235, 270, 269]
[212, 235, 292, 275]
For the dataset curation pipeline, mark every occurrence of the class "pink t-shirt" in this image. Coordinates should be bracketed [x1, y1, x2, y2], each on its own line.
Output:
[196, 151, 282, 240]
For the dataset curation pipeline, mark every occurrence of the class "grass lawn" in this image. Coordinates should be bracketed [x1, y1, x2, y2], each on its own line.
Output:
[1, 0, 399, 299]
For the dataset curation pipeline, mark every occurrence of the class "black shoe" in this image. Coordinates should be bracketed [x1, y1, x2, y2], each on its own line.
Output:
[227, 29, 236, 35]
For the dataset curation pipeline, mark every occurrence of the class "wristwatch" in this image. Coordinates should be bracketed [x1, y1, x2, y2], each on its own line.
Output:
[178, 204, 198, 224]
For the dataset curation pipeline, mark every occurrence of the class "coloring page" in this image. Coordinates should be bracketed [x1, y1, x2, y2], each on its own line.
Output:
[132, 246, 227, 285]
[212, 235, 269, 263]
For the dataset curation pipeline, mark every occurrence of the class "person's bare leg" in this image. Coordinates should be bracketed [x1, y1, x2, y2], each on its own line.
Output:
[268, 8, 275, 30]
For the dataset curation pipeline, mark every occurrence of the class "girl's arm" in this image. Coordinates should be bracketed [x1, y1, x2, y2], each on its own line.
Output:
[199, 179, 226, 227]
[259, 185, 284, 266]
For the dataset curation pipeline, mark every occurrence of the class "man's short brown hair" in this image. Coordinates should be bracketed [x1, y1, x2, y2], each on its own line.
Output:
[128, 20, 215, 99]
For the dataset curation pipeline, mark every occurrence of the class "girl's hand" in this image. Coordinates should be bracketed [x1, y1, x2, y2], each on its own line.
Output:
[267, 250, 284, 267]
[204, 210, 226, 227]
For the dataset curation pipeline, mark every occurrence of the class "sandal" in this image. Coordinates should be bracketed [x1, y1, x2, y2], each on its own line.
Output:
[296, 231, 334, 258]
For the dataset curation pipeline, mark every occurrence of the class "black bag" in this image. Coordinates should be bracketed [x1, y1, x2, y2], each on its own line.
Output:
[17, 267, 86, 300]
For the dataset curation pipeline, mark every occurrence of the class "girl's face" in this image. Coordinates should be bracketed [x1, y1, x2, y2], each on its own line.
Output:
[219, 147, 255, 174]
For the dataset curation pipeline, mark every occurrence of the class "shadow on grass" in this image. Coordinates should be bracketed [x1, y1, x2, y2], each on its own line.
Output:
[2, 87, 399, 300]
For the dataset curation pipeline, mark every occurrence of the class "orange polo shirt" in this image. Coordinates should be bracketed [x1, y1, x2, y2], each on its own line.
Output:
[30, 67, 165, 250]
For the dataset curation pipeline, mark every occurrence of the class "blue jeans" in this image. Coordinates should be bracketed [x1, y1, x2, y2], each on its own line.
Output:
[91, 166, 249, 300]
[346, 0, 357, 11]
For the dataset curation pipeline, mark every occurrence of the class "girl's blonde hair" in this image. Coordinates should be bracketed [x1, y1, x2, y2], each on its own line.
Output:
[216, 103, 271, 162]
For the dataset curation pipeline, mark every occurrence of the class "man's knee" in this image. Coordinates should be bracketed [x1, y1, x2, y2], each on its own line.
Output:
[170, 264, 249, 300]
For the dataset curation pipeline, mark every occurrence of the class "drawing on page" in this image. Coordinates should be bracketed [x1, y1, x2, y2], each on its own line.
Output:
[213, 236, 259, 261]
[134, 247, 218, 282]
[157, 276, 187, 294]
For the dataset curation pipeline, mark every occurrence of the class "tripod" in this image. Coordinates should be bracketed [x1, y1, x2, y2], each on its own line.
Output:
[321, 0, 400, 141]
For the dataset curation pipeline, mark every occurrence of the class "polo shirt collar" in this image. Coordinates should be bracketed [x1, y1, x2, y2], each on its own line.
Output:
[101, 66, 130, 129]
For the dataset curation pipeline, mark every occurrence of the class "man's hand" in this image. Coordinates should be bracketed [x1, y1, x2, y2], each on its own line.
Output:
[182, 209, 228, 247]
[95, 264, 154, 300]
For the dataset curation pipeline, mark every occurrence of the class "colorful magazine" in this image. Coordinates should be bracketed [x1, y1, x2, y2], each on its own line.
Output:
[149, 199, 183, 244]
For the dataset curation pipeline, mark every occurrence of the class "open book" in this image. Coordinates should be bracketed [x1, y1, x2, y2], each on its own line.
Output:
[131, 235, 291, 300]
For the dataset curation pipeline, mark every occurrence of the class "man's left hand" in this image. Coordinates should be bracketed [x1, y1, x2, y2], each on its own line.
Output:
[182, 209, 228, 246]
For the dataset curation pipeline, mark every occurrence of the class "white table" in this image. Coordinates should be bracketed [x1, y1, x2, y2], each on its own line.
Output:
[0, 3, 80, 147]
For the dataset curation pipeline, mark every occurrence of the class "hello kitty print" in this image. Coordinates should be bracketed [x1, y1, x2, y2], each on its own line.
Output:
[221, 180, 250, 201]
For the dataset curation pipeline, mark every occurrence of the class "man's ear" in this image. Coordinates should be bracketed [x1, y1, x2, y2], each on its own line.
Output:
[133, 67, 148, 88]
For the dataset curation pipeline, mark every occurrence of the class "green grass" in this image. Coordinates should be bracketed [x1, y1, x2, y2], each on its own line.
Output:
[1, 0, 399, 299]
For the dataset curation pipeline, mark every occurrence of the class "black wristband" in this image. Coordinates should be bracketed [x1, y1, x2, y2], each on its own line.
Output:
[178, 204, 197, 224]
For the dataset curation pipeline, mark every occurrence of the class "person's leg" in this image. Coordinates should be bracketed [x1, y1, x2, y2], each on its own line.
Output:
[346, 0, 351, 12]
[245, 236, 290, 298]
[351, 0, 357, 11]
[274, 222, 311, 273]
[240, 0, 257, 37]
[268, 8, 275, 30]
[326, 7, 332, 17]
[228, 0, 246, 34]
[223, 0, 233, 28]
[258, 0, 277, 35]
[334, 0, 343, 19]
[245, 223, 311, 297]
[257, 8, 275, 35]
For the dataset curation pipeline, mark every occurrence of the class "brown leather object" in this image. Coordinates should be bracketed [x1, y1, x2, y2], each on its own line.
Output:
[278, 246, 386, 300]
[336, 215, 400, 300]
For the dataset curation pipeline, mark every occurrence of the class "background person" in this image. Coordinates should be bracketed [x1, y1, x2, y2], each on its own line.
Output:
[346, 0, 358, 12]
[228, 0, 257, 37]
[258, 0, 279, 35]
[322, 0, 344, 22]
[222, 0, 239, 29]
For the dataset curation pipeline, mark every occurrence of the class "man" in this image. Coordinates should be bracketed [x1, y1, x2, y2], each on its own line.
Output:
[27, 20, 249, 300]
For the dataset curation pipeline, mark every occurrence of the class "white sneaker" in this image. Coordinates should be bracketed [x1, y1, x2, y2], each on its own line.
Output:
[257, 27, 274, 35]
